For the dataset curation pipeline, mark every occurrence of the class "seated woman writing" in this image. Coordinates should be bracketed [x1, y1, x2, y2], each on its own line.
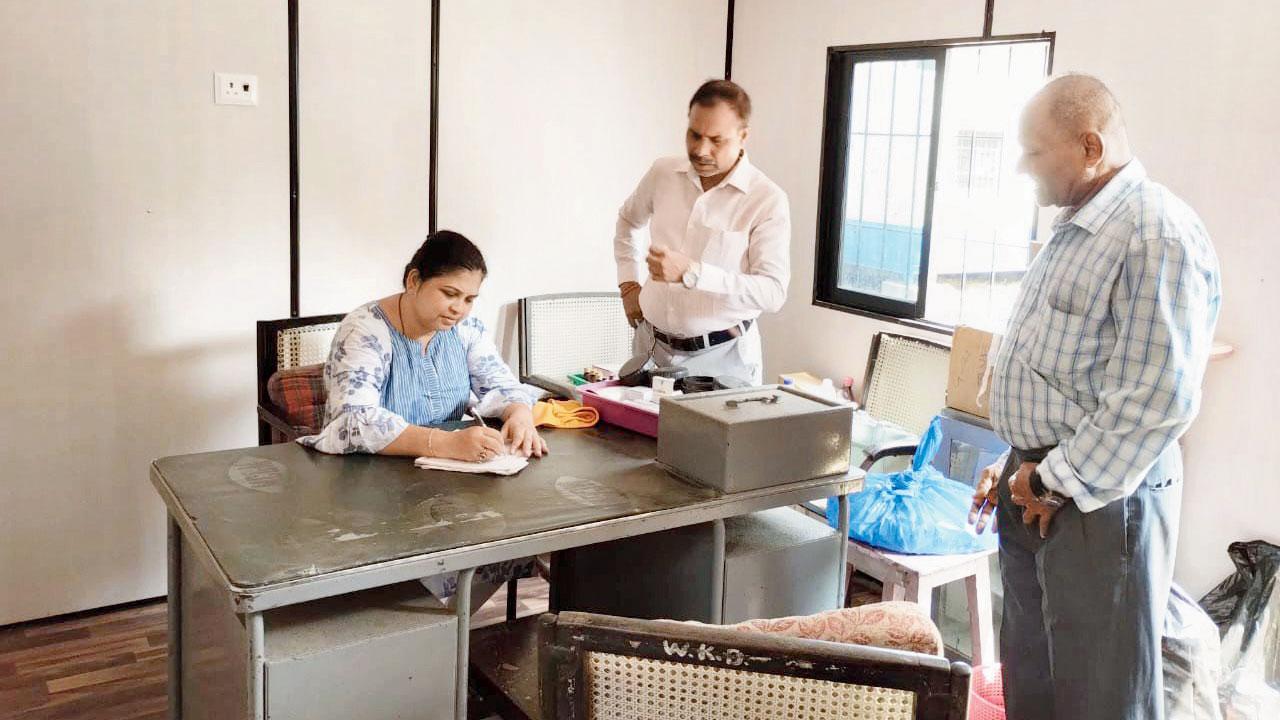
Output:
[300, 229, 547, 459]
[299, 230, 544, 609]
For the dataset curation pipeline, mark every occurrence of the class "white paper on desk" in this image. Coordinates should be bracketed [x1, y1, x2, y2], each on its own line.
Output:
[414, 452, 529, 476]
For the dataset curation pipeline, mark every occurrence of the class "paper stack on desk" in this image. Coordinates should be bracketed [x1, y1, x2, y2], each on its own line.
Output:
[414, 451, 529, 476]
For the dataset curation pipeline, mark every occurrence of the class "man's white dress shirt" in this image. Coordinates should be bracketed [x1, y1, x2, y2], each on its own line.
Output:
[614, 154, 791, 338]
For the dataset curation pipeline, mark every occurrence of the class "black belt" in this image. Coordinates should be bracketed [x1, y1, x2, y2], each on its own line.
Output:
[1012, 446, 1054, 464]
[652, 319, 752, 353]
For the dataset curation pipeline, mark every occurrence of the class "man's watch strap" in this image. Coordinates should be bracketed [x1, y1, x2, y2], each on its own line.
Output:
[1029, 469, 1067, 508]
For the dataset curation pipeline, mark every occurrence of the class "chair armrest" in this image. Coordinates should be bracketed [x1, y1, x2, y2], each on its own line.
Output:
[525, 374, 578, 401]
[257, 403, 303, 443]
[859, 442, 918, 471]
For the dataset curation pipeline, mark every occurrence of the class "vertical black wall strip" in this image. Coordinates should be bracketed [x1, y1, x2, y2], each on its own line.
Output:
[724, 0, 735, 79]
[983, 0, 995, 38]
[287, 0, 301, 317]
[429, 0, 440, 234]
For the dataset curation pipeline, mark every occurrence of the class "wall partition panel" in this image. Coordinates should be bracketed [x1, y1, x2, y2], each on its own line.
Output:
[298, 0, 433, 316]
[0, 0, 289, 624]
[436, 0, 727, 355]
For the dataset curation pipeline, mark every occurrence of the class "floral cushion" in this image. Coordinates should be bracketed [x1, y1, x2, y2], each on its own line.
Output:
[725, 602, 943, 656]
[267, 363, 327, 433]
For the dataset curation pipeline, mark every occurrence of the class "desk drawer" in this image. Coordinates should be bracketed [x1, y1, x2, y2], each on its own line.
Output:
[264, 582, 457, 720]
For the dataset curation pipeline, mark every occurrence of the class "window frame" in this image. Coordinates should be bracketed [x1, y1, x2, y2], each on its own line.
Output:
[813, 33, 1055, 328]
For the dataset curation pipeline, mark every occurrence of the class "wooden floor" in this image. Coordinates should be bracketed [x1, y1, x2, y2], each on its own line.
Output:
[0, 577, 551, 720]
[0, 600, 168, 720]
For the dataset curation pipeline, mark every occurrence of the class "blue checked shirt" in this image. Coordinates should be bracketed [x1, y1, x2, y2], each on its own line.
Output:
[990, 160, 1221, 512]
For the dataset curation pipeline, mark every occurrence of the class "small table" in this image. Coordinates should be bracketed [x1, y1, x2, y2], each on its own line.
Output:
[152, 424, 862, 720]
[845, 541, 997, 666]
[802, 407, 1003, 666]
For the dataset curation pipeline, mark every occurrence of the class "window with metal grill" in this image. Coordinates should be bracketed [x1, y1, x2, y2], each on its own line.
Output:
[814, 34, 1053, 332]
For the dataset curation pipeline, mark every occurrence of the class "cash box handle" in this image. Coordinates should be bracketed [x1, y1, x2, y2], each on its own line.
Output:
[724, 395, 780, 409]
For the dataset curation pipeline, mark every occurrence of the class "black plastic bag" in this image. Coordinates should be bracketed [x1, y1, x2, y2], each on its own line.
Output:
[1199, 541, 1280, 718]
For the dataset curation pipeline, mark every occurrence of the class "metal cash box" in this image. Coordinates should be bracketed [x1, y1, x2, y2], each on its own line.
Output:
[656, 385, 852, 492]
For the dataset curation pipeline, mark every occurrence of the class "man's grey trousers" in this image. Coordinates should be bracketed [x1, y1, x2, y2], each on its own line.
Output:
[996, 445, 1183, 720]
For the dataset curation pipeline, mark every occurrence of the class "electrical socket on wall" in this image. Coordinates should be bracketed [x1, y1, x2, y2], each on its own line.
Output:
[214, 72, 258, 106]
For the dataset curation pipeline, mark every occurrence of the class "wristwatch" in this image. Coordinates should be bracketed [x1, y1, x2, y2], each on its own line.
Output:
[681, 262, 701, 289]
[1028, 469, 1067, 508]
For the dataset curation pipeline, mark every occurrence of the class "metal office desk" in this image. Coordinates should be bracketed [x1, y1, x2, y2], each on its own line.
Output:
[151, 424, 861, 720]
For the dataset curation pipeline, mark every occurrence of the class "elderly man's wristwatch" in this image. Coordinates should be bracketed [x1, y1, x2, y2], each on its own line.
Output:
[681, 262, 701, 289]
[1028, 469, 1067, 508]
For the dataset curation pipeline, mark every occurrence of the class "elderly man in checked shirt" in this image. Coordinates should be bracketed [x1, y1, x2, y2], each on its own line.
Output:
[968, 75, 1221, 719]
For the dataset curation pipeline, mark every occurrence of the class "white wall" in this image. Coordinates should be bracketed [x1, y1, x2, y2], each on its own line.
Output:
[735, 0, 1280, 595]
[299, 1, 433, 316]
[437, 0, 727, 358]
[0, 2, 289, 624]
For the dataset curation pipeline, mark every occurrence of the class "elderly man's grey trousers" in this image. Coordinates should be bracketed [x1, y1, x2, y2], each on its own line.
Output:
[996, 446, 1183, 720]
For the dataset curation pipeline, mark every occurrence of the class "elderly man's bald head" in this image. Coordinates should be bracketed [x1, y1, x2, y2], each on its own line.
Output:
[1017, 74, 1133, 208]
[1030, 74, 1126, 140]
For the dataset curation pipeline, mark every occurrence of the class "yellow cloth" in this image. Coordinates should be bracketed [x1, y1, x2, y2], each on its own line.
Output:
[532, 399, 599, 429]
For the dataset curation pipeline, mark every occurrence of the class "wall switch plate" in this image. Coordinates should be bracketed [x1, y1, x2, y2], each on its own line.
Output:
[214, 72, 258, 106]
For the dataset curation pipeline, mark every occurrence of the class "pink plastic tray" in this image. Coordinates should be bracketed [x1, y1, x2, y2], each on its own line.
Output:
[579, 380, 659, 438]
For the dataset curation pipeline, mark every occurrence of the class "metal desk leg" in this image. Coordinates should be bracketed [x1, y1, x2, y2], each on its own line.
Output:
[836, 493, 850, 608]
[167, 517, 182, 720]
[710, 519, 725, 624]
[248, 611, 265, 719]
[454, 567, 476, 720]
[505, 578, 518, 626]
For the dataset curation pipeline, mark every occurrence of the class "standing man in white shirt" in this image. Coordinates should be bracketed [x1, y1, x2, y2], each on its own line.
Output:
[614, 79, 791, 385]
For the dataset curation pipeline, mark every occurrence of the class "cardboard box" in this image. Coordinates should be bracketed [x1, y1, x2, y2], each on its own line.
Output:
[778, 371, 823, 387]
[946, 326, 1001, 419]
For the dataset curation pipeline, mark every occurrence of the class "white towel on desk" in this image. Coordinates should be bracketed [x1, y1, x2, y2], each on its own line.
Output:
[413, 452, 529, 476]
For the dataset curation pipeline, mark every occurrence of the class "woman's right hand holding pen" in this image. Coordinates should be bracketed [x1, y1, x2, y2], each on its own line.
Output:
[435, 426, 505, 462]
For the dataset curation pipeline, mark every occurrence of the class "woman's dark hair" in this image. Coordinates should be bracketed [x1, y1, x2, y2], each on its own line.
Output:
[402, 230, 488, 287]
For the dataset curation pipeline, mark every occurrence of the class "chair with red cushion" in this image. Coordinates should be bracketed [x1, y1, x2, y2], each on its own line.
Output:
[257, 314, 344, 444]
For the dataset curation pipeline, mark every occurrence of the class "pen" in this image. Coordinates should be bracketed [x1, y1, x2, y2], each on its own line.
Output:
[471, 407, 509, 460]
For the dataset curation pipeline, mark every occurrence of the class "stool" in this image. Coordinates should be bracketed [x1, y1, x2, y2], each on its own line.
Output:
[844, 540, 997, 666]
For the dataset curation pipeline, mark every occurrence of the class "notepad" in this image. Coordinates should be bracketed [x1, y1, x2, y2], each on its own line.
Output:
[414, 452, 529, 476]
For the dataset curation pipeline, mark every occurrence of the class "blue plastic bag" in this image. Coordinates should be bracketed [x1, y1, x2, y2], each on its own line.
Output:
[827, 417, 998, 555]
